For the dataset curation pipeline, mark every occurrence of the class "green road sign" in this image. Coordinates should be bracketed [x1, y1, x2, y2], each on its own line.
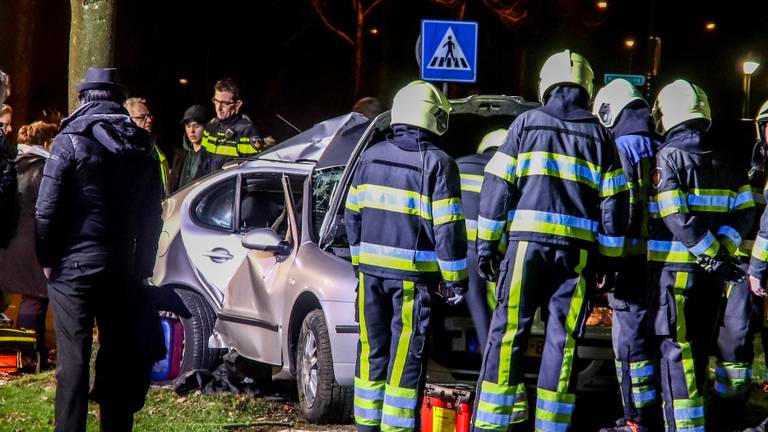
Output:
[604, 73, 646, 87]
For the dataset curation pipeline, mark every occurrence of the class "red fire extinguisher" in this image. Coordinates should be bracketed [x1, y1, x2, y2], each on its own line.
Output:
[421, 383, 475, 432]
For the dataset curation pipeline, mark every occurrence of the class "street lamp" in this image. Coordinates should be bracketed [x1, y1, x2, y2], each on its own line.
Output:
[596, 1, 608, 10]
[705, 21, 716, 32]
[743, 61, 760, 118]
[624, 38, 635, 72]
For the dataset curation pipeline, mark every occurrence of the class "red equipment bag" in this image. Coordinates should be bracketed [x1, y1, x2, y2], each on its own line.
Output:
[421, 383, 475, 432]
[150, 316, 184, 382]
[0, 328, 36, 373]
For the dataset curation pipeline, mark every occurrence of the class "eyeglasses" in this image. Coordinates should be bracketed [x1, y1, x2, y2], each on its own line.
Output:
[131, 114, 153, 122]
[212, 98, 238, 106]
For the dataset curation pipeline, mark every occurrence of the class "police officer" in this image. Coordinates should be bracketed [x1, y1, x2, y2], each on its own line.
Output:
[456, 129, 506, 350]
[471, 50, 630, 432]
[711, 98, 768, 429]
[647, 80, 754, 431]
[199, 78, 266, 174]
[35, 67, 165, 431]
[344, 80, 467, 432]
[592, 79, 662, 432]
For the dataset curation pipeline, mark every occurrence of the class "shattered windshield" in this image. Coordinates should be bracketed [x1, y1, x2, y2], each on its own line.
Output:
[311, 166, 344, 238]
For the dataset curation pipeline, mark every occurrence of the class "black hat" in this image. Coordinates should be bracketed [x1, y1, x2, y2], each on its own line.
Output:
[76, 67, 126, 93]
[181, 105, 208, 125]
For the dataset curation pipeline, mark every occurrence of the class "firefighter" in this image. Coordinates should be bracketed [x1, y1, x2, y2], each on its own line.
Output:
[647, 80, 754, 431]
[592, 79, 663, 432]
[199, 78, 267, 174]
[344, 80, 468, 432]
[457, 129, 506, 350]
[471, 50, 630, 432]
[712, 98, 768, 429]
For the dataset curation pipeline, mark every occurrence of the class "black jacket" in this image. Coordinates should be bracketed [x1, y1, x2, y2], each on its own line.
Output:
[344, 125, 468, 289]
[477, 86, 630, 258]
[35, 100, 163, 277]
[199, 113, 264, 174]
[0, 146, 47, 297]
[0, 135, 18, 248]
[170, 134, 205, 193]
[648, 122, 755, 270]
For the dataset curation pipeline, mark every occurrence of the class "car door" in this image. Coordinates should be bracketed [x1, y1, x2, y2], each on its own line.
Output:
[214, 174, 301, 366]
[181, 174, 246, 306]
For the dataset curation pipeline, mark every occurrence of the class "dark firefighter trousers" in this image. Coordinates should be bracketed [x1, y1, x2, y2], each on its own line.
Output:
[354, 273, 433, 432]
[47, 255, 165, 432]
[467, 247, 496, 351]
[648, 266, 722, 432]
[715, 260, 768, 400]
[608, 256, 661, 427]
[471, 240, 591, 432]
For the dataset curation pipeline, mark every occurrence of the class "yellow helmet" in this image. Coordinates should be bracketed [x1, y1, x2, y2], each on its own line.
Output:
[756, 99, 768, 142]
[652, 79, 711, 135]
[477, 129, 507, 154]
[592, 79, 646, 128]
[538, 50, 595, 103]
[390, 80, 452, 136]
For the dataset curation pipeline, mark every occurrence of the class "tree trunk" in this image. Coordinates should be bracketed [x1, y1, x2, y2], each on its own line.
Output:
[353, 5, 364, 101]
[68, 0, 118, 113]
[13, 0, 36, 133]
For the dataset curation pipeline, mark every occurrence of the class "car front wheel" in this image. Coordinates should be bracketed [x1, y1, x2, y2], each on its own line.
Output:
[296, 309, 352, 424]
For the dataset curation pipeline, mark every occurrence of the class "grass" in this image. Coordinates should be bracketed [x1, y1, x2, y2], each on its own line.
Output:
[0, 371, 351, 432]
[2, 337, 768, 431]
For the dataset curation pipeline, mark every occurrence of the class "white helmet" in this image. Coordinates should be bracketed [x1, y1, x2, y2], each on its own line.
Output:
[477, 129, 507, 154]
[652, 79, 711, 135]
[756, 99, 768, 143]
[592, 79, 646, 128]
[390, 80, 452, 136]
[538, 50, 595, 103]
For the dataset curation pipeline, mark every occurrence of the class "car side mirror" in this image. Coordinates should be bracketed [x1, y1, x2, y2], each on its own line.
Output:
[241, 228, 291, 256]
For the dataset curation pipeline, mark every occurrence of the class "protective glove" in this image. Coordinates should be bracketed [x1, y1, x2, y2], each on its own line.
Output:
[438, 281, 466, 306]
[749, 275, 767, 297]
[477, 254, 500, 282]
[697, 254, 747, 283]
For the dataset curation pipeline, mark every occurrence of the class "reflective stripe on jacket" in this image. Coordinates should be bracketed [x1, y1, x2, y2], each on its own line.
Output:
[477, 87, 630, 258]
[457, 152, 493, 243]
[344, 126, 468, 288]
[200, 113, 265, 172]
[649, 124, 755, 270]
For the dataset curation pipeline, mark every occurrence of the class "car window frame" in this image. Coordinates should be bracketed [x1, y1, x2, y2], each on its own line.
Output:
[190, 173, 241, 233]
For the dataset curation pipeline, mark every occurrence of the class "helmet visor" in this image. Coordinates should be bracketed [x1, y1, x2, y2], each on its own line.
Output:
[430, 104, 449, 136]
[651, 100, 664, 135]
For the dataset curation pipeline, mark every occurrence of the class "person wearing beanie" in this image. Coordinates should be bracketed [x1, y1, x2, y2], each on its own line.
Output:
[170, 105, 208, 192]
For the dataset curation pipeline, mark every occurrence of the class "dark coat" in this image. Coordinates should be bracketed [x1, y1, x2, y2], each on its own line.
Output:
[34, 100, 163, 277]
[169, 134, 205, 193]
[0, 146, 47, 297]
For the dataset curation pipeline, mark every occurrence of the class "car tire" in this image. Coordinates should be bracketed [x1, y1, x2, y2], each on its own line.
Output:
[296, 309, 353, 424]
[174, 288, 225, 373]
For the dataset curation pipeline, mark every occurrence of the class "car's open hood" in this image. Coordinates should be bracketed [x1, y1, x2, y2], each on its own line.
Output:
[254, 112, 370, 165]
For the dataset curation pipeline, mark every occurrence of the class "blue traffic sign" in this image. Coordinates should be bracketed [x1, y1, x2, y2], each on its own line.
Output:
[421, 19, 478, 83]
[604, 73, 646, 87]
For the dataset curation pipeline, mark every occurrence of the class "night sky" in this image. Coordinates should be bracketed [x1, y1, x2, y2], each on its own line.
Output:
[0, 0, 766, 155]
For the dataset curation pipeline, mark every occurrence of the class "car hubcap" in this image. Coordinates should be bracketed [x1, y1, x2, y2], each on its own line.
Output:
[301, 330, 319, 406]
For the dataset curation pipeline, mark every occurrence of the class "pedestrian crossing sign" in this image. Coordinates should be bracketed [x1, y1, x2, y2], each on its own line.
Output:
[421, 19, 478, 83]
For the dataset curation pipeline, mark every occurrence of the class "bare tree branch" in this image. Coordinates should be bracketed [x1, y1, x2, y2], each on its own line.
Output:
[363, 0, 386, 17]
[482, 0, 528, 26]
[432, 0, 462, 7]
[309, 0, 354, 46]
